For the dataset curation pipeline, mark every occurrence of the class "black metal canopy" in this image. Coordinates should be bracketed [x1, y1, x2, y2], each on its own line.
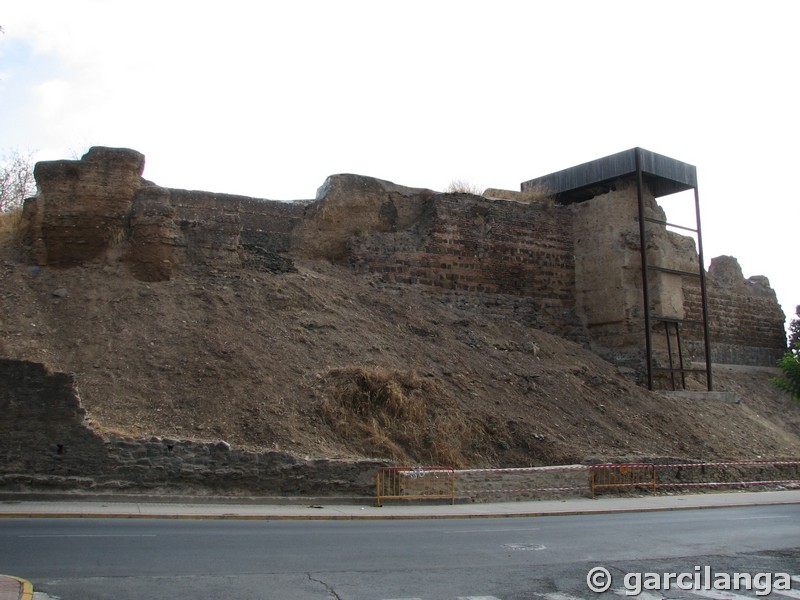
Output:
[521, 147, 697, 203]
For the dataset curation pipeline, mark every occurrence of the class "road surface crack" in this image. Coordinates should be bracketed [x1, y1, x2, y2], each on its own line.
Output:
[306, 572, 343, 600]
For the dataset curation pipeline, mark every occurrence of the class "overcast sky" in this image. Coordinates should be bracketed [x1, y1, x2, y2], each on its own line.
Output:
[2, 1, 798, 332]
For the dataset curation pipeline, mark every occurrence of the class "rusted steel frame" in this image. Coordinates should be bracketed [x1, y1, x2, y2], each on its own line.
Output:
[665, 321, 676, 390]
[635, 148, 654, 390]
[675, 321, 687, 389]
[694, 185, 713, 391]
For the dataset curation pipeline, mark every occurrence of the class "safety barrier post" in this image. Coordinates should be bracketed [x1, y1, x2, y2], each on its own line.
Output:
[653, 463, 658, 495]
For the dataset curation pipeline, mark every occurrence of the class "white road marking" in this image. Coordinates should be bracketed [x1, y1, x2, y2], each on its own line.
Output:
[19, 534, 157, 538]
[449, 527, 540, 534]
[686, 590, 769, 600]
[726, 516, 790, 520]
[542, 594, 588, 600]
[614, 589, 665, 600]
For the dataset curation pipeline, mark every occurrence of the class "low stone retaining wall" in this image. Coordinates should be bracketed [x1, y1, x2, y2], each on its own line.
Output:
[0, 358, 382, 496]
[455, 461, 800, 503]
[455, 465, 590, 501]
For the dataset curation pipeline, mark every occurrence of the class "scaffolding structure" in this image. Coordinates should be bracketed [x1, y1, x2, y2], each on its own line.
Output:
[521, 147, 713, 391]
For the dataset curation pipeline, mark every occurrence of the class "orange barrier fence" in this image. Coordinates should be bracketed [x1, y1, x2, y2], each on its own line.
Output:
[375, 460, 800, 505]
[590, 463, 656, 497]
[591, 460, 800, 497]
[375, 466, 456, 506]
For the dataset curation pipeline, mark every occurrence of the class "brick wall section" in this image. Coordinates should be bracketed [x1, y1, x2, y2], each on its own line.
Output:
[124, 187, 305, 280]
[0, 358, 382, 495]
[166, 189, 306, 273]
[682, 257, 786, 366]
[351, 194, 580, 337]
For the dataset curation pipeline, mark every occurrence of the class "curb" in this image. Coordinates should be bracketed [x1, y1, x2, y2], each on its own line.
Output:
[0, 575, 33, 600]
[2, 497, 799, 521]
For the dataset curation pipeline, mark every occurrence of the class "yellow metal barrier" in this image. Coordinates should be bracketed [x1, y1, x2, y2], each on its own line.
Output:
[590, 463, 656, 497]
[375, 466, 456, 506]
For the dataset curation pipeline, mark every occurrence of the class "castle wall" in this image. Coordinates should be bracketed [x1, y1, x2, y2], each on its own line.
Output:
[23, 147, 787, 373]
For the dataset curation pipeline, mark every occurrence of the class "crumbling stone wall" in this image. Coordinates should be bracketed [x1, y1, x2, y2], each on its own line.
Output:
[290, 173, 435, 261]
[127, 187, 305, 280]
[350, 193, 580, 337]
[24, 148, 305, 282]
[25, 147, 145, 266]
[0, 358, 380, 495]
[683, 256, 786, 366]
[570, 181, 649, 368]
[569, 180, 709, 373]
[567, 179, 786, 375]
[22, 147, 787, 371]
[0, 358, 107, 480]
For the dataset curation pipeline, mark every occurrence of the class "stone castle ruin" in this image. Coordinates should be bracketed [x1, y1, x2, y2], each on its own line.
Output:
[22, 146, 787, 390]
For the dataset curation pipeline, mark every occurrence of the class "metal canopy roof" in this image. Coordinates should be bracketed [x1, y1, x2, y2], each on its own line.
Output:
[521, 147, 697, 203]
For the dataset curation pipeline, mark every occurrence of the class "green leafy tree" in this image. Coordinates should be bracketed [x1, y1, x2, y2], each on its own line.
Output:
[0, 149, 37, 212]
[788, 305, 800, 353]
[773, 306, 800, 400]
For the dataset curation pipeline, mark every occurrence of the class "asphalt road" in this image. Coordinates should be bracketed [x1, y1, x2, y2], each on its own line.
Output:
[2, 504, 799, 600]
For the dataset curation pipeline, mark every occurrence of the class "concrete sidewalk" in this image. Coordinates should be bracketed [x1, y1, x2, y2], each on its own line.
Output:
[1, 489, 798, 600]
[1, 488, 799, 520]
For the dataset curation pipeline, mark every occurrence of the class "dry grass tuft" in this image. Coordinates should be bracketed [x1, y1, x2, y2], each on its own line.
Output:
[317, 365, 482, 467]
[445, 179, 484, 196]
[0, 207, 23, 247]
[518, 183, 553, 203]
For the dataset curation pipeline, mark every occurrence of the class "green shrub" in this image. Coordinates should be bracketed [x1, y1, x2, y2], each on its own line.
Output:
[773, 306, 800, 400]
[773, 352, 800, 400]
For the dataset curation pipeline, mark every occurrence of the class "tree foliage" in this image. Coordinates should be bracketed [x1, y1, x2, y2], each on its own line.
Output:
[0, 150, 37, 212]
[773, 306, 800, 400]
[789, 305, 800, 353]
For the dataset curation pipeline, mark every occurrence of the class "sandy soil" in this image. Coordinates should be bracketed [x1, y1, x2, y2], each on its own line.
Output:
[2, 244, 799, 468]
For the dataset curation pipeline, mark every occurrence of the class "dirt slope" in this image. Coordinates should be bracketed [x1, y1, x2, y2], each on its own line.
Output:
[2, 245, 799, 468]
